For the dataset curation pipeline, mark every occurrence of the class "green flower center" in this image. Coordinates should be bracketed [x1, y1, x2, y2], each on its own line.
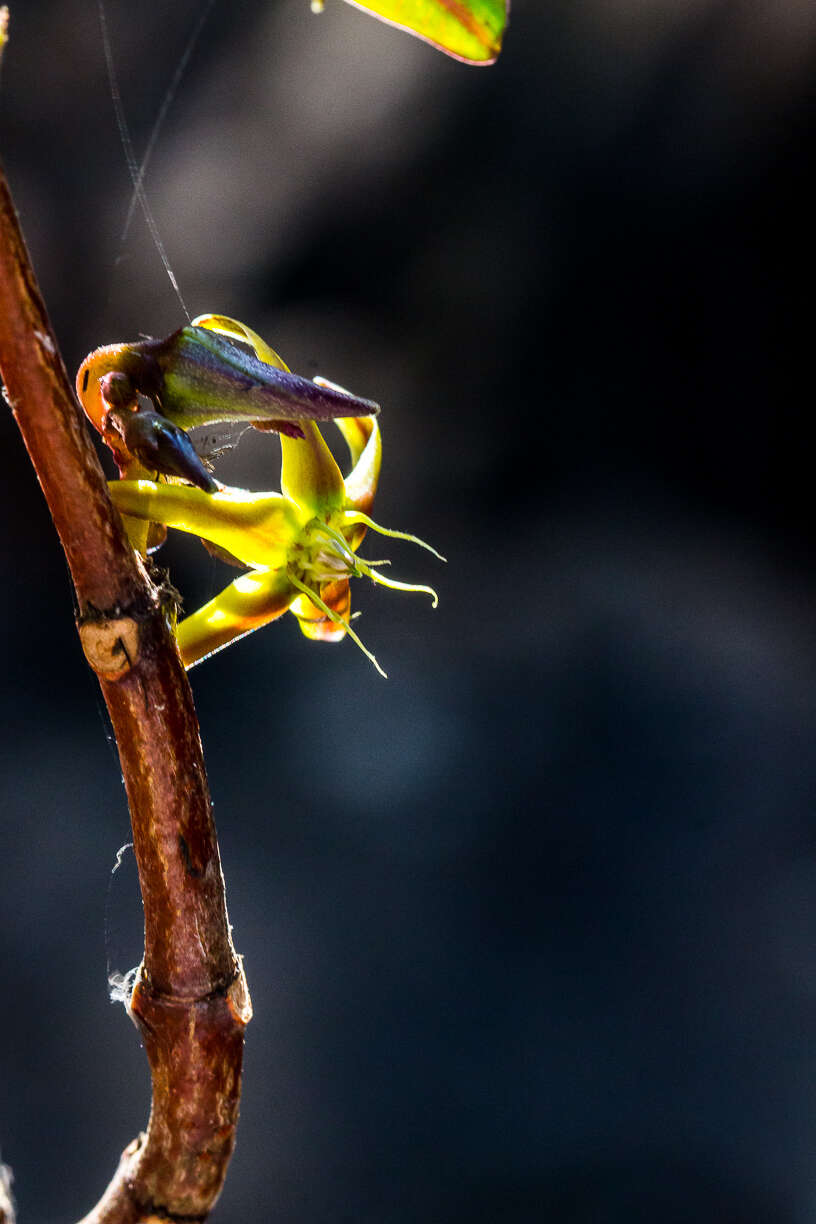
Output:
[283, 512, 444, 678]
[287, 516, 357, 587]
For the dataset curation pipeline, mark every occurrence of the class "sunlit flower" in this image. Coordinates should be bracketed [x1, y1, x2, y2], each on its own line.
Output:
[108, 317, 442, 677]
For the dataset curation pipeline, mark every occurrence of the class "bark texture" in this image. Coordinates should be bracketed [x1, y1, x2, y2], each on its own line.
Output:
[1, 159, 251, 1223]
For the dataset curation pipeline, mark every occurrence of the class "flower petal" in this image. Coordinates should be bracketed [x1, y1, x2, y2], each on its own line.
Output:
[177, 569, 295, 668]
[333, 413, 374, 467]
[109, 479, 303, 569]
[290, 579, 351, 643]
[113, 457, 169, 556]
[336, 416, 381, 518]
[280, 423, 346, 516]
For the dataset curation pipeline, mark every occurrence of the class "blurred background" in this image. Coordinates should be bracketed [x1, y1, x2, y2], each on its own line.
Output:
[1, 0, 815, 1219]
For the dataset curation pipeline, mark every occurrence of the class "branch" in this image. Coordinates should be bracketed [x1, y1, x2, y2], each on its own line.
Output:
[1, 158, 251, 1221]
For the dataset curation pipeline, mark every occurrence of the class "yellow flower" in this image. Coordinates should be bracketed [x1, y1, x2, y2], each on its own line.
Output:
[108, 316, 442, 677]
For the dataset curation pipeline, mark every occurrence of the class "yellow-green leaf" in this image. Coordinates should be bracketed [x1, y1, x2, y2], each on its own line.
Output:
[332, 0, 508, 64]
[0, 7, 9, 69]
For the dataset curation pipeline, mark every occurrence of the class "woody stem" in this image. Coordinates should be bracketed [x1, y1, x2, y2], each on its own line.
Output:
[0, 157, 251, 1221]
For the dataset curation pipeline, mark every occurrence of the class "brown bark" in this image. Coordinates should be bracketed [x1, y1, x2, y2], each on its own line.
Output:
[1, 156, 251, 1222]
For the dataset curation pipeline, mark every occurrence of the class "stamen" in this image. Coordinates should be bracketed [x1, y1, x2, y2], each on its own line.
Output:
[343, 511, 446, 562]
[287, 573, 387, 679]
[301, 551, 349, 581]
[310, 520, 358, 567]
[354, 557, 439, 607]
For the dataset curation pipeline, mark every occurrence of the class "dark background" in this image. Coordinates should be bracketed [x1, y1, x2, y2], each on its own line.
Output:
[2, 0, 815, 1220]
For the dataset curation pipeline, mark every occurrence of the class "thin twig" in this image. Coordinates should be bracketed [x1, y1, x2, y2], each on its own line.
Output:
[1, 159, 251, 1221]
